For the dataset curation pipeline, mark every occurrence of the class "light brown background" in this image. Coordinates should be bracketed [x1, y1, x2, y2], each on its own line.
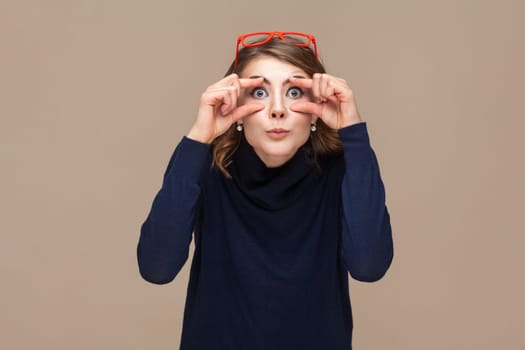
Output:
[2, 0, 524, 349]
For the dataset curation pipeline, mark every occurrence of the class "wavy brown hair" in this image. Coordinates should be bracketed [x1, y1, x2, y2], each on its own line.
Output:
[212, 37, 343, 178]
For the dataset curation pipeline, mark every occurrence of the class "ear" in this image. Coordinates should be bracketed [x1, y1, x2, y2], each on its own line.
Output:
[311, 114, 319, 124]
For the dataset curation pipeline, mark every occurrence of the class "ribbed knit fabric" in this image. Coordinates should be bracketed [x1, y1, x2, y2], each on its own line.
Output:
[137, 121, 394, 350]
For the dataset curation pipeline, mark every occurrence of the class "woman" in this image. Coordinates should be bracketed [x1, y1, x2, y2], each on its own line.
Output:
[137, 31, 394, 350]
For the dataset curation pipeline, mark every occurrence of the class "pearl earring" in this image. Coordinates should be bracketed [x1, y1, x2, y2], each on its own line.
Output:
[236, 123, 243, 132]
[310, 123, 317, 132]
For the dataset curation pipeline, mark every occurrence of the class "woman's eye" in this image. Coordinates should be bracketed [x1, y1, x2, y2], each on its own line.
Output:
[251, 87, 268, 99]
[287, 87, 304, 99]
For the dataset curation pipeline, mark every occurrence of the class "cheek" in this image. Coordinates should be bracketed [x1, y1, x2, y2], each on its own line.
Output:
[296, 125, 312, 142]
[288, 116, 312, 142]
[290, 110, 314, 127]
[238, 101, 268, 130]
[243, 109, 267, 127]
[242, 114, 267, 146]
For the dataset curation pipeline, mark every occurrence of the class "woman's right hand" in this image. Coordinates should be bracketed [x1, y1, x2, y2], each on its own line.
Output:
[187, 73, 265, 144]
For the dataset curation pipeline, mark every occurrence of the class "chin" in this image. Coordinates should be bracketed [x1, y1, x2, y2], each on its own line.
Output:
[245, 133, 310, 165]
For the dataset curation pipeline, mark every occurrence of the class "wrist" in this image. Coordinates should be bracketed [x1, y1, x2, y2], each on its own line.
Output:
[187, 126, 213, 144]
[339, 117, 364, 129]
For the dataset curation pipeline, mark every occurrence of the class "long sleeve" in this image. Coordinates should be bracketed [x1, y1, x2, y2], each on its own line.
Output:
[338, 122, 394, 282]
[137, 136, 212, 284]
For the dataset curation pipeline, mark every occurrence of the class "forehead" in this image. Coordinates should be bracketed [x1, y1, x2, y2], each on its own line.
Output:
[240, 56, 308, 81]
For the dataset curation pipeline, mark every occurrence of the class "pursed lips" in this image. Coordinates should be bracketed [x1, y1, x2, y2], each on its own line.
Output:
[266, 128, 290, 139]
[267, 128, 289, 133]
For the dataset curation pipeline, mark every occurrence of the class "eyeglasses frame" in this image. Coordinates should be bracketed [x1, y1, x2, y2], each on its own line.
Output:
[234, 31, 319, 69]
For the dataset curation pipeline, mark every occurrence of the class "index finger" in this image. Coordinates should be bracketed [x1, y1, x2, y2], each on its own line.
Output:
[239, 77, 264, 88]
[289, 77, 313, 88]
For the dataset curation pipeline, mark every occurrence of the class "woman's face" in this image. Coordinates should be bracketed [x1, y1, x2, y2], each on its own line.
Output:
[238, 56, 315, 167]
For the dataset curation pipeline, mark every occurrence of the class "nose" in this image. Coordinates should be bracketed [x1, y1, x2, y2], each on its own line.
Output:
[270, 93, 286, 119]
[271, 110, 285, 118]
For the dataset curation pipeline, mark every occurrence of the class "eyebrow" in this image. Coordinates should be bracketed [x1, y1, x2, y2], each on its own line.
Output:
[248, 74, 307, 85]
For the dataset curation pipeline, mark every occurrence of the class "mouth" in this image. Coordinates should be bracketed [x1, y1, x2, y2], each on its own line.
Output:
[266, 128, 290, 139]
[267, 128, 289, 133]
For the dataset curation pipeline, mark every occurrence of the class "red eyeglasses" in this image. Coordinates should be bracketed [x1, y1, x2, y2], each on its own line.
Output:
[234, 31, 319, 69]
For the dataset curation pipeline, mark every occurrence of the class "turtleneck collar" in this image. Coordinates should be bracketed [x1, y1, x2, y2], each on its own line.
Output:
[227, 135, 321, 211]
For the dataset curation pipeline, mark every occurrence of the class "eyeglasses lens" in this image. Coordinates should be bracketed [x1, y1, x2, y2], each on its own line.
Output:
[243, 34, 272, 45]
[242, 33, 311, 47]
[282, 34, 310, 46]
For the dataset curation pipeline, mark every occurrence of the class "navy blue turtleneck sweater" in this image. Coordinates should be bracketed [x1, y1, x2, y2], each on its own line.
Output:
[137, 121, 394, 350]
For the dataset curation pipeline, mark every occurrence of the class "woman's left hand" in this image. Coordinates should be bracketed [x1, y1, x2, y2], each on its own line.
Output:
[289, 73, 363, 129]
